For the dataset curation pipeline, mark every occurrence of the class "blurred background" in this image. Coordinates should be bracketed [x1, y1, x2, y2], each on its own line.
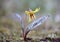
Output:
[0, 0, 60, 41]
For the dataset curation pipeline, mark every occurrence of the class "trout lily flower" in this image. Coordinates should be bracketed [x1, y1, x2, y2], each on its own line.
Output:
[25, 8, 40, 22]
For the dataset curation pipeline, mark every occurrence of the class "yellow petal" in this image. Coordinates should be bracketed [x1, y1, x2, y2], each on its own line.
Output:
[29, 17, 32, 22]
[33, 15, 36, 19]
[29, 15, 36, 22]
[25, 11, 29, 15]
[33, 8, 40, 13]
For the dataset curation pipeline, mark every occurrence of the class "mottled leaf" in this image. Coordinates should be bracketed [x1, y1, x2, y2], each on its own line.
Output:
[26, 15, 50, 31]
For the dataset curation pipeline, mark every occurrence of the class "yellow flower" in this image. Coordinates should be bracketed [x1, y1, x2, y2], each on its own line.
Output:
[25, 8, 40, 22]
